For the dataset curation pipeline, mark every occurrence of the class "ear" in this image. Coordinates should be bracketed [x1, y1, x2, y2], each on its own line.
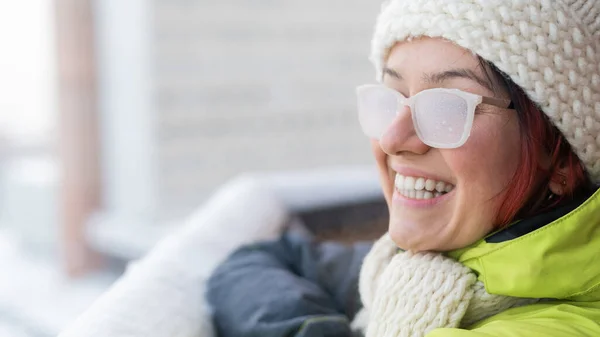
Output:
[548, 166, 569, 196]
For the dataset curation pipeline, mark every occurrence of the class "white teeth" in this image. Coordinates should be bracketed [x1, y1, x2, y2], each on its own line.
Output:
[425, 179, 436, 191]
[435, 181, 446, 193]
[415, 177, 425, 190]
[394, 173, 454, 200]
[415, 190, 424, 199]
[395, 174, 404, 188]
[404, 176, 415, 190]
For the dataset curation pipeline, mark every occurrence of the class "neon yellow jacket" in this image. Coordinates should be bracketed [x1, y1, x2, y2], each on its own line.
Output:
[429, 188, 600, 336]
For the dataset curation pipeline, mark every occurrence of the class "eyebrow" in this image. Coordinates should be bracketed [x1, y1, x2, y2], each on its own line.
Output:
[383, 67, 493, 92]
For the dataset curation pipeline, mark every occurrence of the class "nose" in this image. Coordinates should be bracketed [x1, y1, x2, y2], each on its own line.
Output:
[378, 105, 430, 156]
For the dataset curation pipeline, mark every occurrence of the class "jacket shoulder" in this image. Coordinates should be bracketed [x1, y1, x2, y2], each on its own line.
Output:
[426, 302, 600, 336]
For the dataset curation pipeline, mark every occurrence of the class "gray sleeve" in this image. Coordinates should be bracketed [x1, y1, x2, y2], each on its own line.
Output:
[206, 230, 372, 337]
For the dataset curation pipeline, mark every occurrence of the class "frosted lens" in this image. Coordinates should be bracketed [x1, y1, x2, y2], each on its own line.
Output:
[413, 92, 468, 146]
[357, 86, 399, 139]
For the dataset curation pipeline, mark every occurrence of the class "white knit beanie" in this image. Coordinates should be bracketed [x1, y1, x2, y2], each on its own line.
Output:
[371, 0, 600, 182]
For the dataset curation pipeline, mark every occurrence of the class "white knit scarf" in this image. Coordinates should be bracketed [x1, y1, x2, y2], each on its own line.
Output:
[351, 233, 538, 337]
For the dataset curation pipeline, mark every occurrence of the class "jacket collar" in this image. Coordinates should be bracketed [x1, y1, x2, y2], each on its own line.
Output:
[448, 187, 600, 301]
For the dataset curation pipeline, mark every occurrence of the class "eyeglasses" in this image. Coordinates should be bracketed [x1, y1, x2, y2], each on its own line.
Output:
[355, 84, 514, 148]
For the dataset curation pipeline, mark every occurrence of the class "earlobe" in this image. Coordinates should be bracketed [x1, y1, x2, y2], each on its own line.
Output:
[548, 170, 568, 196]
[549, 180, 566, 196]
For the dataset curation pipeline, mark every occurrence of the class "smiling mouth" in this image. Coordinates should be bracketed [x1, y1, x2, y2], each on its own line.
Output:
[394, 173, 455, 200]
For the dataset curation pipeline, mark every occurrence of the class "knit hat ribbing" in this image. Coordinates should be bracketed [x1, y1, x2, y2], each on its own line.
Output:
[371, 0, 600, 182]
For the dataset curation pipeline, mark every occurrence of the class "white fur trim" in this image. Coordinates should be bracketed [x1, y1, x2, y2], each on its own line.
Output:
[59, 176, 290, 337]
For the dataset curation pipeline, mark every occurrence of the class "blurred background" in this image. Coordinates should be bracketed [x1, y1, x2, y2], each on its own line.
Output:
[0, 0, 380, 335]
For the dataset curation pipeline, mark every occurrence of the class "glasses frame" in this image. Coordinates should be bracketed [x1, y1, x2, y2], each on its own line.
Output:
[356, 84, 513, 148]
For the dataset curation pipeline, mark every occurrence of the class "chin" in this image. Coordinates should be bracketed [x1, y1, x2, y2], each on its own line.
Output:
[388, 220, 439, 252]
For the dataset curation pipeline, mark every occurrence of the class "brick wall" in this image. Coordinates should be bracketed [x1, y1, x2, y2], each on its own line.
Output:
[151, 0, 382, 218]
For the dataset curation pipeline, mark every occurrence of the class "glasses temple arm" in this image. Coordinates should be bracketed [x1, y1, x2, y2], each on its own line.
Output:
[481, 96, 514, 109]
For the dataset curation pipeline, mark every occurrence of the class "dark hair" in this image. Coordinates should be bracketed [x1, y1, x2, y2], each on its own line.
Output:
[478, 57, 591, 227]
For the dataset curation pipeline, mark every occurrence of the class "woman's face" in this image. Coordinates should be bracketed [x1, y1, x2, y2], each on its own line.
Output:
[374, 37, 522, 252]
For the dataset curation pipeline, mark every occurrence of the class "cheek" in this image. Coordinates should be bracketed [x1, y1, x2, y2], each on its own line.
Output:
[453, 116, 521, 193]
[371, 140, 393, 204]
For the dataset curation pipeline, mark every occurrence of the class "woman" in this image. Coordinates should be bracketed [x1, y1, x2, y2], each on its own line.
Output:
[207, 0, 600, 336]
